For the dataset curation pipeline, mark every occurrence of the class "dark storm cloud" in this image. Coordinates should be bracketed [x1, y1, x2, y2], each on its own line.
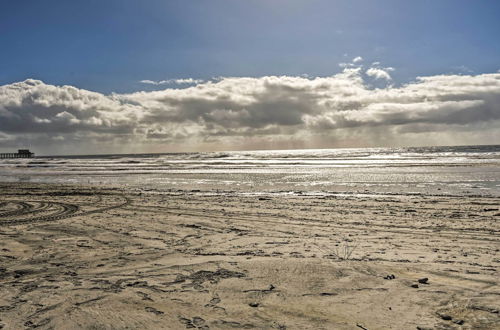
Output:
[0, 79, 137, 135]
[1, 70, 499, 153]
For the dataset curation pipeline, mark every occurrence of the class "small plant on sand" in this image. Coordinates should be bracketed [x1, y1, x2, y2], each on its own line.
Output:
[313, 236, 358, 261]
[331, 237, 358, 260]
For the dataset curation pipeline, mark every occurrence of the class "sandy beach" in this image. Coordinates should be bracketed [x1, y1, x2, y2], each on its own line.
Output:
[0, 182, 498, 329]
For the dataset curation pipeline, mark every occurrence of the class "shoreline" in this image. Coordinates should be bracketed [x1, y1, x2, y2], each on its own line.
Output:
[1, 181, 499, 199]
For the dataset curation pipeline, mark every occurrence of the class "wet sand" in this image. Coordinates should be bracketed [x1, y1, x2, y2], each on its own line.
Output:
[0, 182, 499, 329]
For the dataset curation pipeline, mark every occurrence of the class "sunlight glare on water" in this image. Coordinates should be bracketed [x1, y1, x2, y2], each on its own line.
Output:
[1, 145, 499, 196]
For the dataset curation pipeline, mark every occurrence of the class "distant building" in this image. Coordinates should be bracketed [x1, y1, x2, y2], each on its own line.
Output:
[0, 149, 35, 159]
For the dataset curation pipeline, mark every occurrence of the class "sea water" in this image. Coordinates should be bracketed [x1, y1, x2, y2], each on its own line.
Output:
[1, 145, 499, 196]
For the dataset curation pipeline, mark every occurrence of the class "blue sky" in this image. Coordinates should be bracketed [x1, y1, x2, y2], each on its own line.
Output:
[1, 0, 500, 154]
[1, 0, 499, 93]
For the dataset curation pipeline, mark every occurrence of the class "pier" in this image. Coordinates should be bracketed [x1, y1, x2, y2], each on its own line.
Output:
[0, 149, 35, 159]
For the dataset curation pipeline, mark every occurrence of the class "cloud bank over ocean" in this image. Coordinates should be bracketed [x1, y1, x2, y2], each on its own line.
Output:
[1, 67, 499, 154]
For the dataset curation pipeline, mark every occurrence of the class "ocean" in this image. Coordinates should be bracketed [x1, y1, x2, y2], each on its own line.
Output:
[1, 145, 499, 196]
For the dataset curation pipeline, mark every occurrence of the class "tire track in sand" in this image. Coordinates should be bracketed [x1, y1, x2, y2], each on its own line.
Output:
[0, 196, 130, 227]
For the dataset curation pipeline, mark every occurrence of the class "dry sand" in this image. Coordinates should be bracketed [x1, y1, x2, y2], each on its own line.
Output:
[0, 182, 498, 329]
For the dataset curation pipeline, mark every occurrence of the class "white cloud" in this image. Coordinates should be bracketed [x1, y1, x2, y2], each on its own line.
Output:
[174, 78, 205, 84]
[140, 78, 204, 85]
[352, 56, 363, 63]
[139, 80, 161, 85]
[1, 70, 500, 153]
[340, 56, 368, 69]
[366, 67, 392, 80]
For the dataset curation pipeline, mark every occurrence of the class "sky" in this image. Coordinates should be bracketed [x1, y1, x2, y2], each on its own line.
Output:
[1, 0, 499, 155]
